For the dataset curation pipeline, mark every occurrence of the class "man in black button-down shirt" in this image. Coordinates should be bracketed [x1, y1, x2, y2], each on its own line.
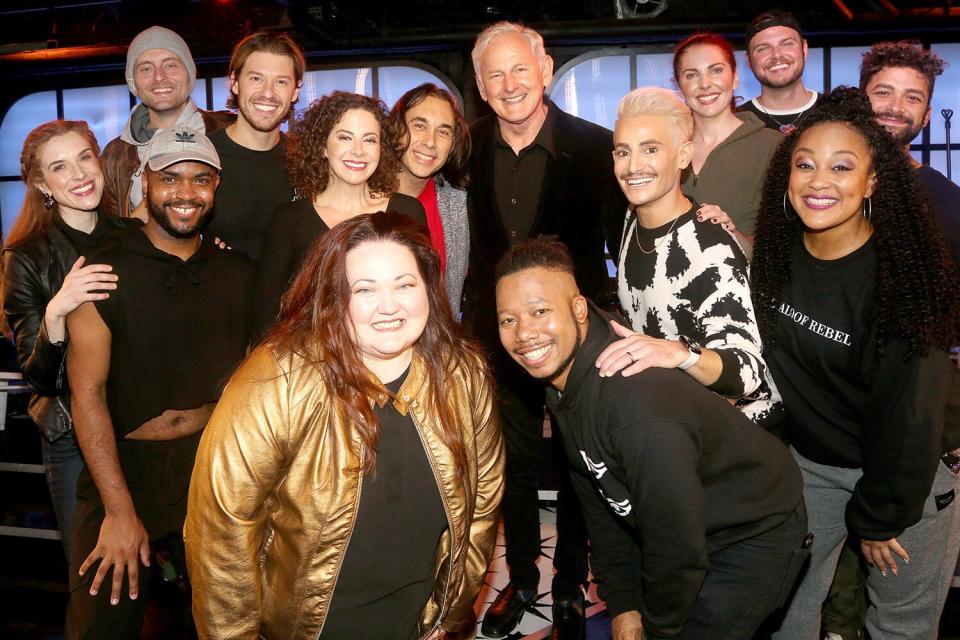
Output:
[465, 20, 626, 640]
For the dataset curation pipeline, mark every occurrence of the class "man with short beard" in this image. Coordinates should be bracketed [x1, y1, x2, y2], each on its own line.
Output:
[64, 127, 252, 638]
[861, 41, 960, 265]
[738, 11, 821, 135]
[101, 26, 234, 219]
[206, 31, 305, 259]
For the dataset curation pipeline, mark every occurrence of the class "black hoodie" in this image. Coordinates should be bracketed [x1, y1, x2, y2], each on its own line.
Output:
[88, 225, 253, 437]
[545, 302, 802, 639]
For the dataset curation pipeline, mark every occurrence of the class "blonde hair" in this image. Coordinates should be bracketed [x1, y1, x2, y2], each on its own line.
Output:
[616, 86, 694, 143]
[472, 21, 547, 76]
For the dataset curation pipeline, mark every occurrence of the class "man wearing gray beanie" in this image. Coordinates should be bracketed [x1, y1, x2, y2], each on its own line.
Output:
[100, 25, 234, 219]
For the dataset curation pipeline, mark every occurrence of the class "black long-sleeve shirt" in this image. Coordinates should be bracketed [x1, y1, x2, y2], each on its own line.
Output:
[767, 234, 960, 540]
[546, 302, 802, 639]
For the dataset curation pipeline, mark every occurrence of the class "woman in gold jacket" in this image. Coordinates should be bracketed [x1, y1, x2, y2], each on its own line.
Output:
[185, 212, 503, 640]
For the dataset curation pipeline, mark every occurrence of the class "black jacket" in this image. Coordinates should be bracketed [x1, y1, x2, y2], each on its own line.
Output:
[2, 215, 135, 440]
[465, 101, 626, 367]
[546, 302, 803, 639]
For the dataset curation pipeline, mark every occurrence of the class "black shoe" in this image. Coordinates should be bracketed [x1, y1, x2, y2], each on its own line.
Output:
[481, 583, 538, 638]
[549, 593, 586, 640]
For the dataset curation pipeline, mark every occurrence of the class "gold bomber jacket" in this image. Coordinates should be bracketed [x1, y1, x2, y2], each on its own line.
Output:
[184, 345, 504, 639]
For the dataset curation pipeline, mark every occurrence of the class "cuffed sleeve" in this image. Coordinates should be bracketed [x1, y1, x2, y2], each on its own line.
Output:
[847, 342, 957, 540]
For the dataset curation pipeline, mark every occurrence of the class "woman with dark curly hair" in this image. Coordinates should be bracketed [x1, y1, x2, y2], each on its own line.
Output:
[252, 91, 426, 338]
[752, 88, 960, 640]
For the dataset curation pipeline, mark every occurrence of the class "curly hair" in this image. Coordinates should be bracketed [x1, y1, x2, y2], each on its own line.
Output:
[286, 91, 401, 200]
[859, 41, 946, 99]
[752, 87, 959, 359]
[267, 211, 489, 475]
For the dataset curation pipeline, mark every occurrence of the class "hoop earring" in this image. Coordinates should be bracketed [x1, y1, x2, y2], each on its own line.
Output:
[782, 192, 797, 222]
[42, 192, 55, 210]
[862, 197, 872, 223]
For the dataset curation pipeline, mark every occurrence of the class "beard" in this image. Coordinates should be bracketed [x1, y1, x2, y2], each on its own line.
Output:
[875, 110, 924, 146]
[758, 57, 805, 90]
[147, 196, 211, 239]
[238, 93, 290, 133]
[543, 316, 583, 385]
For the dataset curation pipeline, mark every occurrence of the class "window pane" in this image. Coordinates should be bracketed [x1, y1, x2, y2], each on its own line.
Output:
[930, 44, 960, 145]
[0, 92, 58, 176]
[210, 76, 231, 112]
[734, 50, 761, 108]
[803, 48, 825, 94]
[297, 68, 373, 111]
[550, 55, 631, 130]
[62, 85, 132, 150]
[830, 46, 870, 90]
[379, 66, 454, 110]
[1, 181, 27, 242]
[191, 79, 209, 111]
[635, 52, 675, 91]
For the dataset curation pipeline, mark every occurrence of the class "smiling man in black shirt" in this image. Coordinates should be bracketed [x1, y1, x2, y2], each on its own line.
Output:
[65, 127, 252, 638]
[495, 236, 808, 640]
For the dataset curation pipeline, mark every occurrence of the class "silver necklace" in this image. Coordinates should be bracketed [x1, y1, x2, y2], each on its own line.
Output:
[634, 214, 680, 254]
[754, 99, 806, 135]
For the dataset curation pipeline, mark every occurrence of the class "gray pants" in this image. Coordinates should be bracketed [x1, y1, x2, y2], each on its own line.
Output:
[773, 447, 960, 640]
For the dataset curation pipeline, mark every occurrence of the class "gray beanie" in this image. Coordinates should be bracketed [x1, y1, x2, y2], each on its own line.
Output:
[125, 26, 197, 96]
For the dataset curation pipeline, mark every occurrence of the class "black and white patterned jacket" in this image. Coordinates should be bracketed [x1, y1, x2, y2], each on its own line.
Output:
[616, 206, 782, 426]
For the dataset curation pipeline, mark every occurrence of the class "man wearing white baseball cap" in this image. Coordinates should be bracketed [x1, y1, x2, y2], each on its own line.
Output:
[100, 26, 234, 220]
[64, 127, 252, 639]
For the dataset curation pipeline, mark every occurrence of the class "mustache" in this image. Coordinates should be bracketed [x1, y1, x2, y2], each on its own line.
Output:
[250, 94, 282, 106]
[875, 110, 914, 126]
[765, 57, 793, 68]
[619, 171, 656, 180]
[163, 199, 206, 210]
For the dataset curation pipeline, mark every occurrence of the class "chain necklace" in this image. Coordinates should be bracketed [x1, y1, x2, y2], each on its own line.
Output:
[634, 213, 681, 254]
[754, 99, 807, 135]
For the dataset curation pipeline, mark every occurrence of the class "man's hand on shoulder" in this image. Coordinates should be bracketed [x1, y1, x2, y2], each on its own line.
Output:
[595, 320, 688, 378]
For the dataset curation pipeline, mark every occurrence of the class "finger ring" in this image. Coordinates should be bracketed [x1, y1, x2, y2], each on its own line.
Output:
[626, 351, 635, 363]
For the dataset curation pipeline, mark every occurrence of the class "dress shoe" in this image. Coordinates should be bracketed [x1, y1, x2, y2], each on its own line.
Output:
[481, 582, 538, 638]
[549, 593, 585, 640]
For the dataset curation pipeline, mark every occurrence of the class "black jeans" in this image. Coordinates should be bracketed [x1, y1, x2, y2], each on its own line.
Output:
[65, 432, 202, 640]
[498, 375, 589, 598]
[644, 500, 810, 640]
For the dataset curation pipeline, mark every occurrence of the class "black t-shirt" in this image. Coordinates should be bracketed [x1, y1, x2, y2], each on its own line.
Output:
[90, 226, 253, 437]
[251, 194, 427, 340]
[916, 164, 960, 270]
[321, 369, 447, 640]
[736, 93, 822, 134]
[206, 127, 295, 260]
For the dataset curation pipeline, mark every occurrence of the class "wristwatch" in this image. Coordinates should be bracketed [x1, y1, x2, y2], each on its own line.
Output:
[677, 335, 702, 370]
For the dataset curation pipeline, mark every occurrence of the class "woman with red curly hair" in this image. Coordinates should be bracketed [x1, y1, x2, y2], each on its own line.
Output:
[252, 91, 426, 338]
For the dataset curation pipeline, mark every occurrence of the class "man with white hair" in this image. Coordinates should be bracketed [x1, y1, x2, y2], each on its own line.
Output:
[466, 20, 626, 640]
[100, 25, 234, 219]
[600, 87, 782, 433]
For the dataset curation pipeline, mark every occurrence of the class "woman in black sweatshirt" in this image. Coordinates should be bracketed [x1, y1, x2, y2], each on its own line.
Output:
[752, 87, 960, 640]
